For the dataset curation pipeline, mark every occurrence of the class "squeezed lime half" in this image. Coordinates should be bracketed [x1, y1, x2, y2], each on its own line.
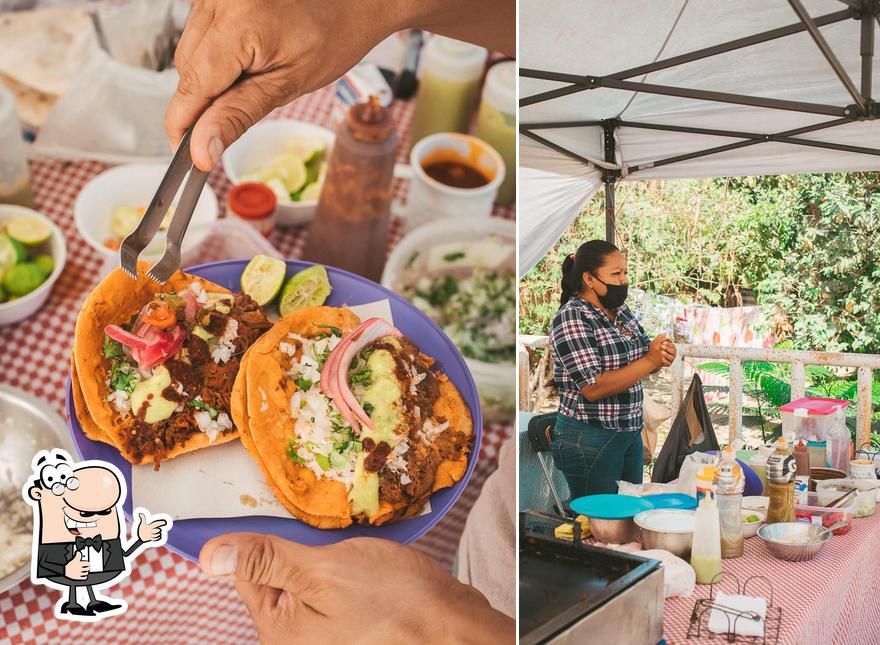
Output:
[240, 255, 287, 306]
[279, 264, 332, 316]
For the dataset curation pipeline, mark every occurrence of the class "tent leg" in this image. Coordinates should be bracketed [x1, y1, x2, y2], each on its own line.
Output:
[604, 179, 616, 245]
[602, 121, 617, 245]
[862, 3, 875, 102]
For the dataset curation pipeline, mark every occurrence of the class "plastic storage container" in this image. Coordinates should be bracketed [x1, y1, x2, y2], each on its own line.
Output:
[473, 61, 515, 205]
[794, 490, 856, 535]
[0, 85, 34, 207]
[815, 478, 879, 518]
[780, 397, 850, 442]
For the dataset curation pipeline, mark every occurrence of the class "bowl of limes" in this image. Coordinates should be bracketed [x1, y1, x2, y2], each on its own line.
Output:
[0, 205, 66, 325]
[222, 119, 334, 228]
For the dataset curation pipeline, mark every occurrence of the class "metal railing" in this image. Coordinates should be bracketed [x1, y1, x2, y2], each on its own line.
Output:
[672, 344, 880, 447]
[518, 336, 880, 448]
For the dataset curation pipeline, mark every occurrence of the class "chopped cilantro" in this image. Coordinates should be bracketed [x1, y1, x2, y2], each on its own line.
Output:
[349, 369, 372, 385]
[406, 252, 419, 269]
[363, 402, 375, 417]
[443, 251, 466, 262]
[314, 454, 331, 471]
[287, 439, 305, 464]
[315, 325, 342, 339]
[109, 361, 137, 394]
[188, 398, 218, 418]
[294, 376, 313, 391]
[103, 336, 124, 360]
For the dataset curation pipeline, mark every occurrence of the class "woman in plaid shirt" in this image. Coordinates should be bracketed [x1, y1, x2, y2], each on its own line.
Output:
[549, 240, 676, 497]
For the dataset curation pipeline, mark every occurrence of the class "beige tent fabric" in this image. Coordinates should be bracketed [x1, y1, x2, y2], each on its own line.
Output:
[455, 436, 515, 617]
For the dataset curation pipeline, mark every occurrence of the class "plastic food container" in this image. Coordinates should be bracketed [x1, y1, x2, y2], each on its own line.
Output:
[228, 182, 277, 238]
[780, 397, 850, 444]
[794, 490, 856, 535]
[815, 478, 879, 518]
[382, 216, 515, 422]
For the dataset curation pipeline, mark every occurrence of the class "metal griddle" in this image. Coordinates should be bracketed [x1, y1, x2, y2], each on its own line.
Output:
[519, 511, 665, 645]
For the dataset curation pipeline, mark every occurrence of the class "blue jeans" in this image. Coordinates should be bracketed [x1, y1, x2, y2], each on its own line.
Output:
[551, 413, 643, 498]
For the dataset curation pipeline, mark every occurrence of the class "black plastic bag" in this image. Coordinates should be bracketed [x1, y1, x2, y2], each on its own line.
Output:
[651, 373, 720, 483]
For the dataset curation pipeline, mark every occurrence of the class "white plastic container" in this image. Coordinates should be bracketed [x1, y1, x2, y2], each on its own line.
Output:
[406, 132, 505, 232]
[815, 478, 879, 518]
[382, 216, 514, 422]
[0, 205, 67, 325]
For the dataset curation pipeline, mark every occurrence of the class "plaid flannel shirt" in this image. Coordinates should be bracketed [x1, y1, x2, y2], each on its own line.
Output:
[549, 297, 650, 432]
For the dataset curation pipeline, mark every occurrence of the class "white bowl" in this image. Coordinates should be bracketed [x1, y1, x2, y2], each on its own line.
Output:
[0, 205, 67, 325]
[741, 509, 766, 538]
[222, 119, 335, 228]
[742, 495, 769, 512]
[382, 216, 515, 422]
[74, 163, 219, 261]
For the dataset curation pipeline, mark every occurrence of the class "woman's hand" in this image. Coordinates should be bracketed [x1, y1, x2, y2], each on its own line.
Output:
[646, 334, 670, 368]
[660, 339, 677, 366]
[200, 533, 514, 643]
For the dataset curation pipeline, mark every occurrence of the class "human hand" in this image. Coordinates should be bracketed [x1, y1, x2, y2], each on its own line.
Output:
[660, 339, 676, 367]
[165, 0, 395, 171]
[646, 334, 670, 368]
[200, 533, 514, 643]
[65, 557, 89, 580]
[135, 511, 169, 543]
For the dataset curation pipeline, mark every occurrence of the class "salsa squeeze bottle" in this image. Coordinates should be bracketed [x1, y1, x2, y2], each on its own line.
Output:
[304, 96, 398, 282]
[691, 492, 723, 585]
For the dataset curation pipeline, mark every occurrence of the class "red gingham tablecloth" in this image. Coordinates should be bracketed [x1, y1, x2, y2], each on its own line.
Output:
[0, 85, 514, 644]
[662, 510, 880, 644]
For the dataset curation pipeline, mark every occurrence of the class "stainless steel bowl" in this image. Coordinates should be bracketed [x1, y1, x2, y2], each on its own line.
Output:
[588, 516, 640, 543]
[757, 522, 832, 562]
[633, 509, 695, 558]
[0, 385, 72, 593]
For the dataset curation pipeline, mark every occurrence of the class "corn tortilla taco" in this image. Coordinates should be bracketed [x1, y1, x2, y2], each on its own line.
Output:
[73, 262, 271, 466]
[233, 305, 473, 528]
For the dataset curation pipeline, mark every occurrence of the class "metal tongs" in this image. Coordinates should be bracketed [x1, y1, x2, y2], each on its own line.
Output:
[119, 127, 208, 284]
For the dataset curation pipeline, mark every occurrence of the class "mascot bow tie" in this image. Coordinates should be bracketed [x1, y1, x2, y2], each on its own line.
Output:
[75, 535, 103, 551]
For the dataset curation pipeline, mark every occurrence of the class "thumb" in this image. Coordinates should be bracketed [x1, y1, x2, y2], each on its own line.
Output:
[189, 75, 290, 172]
[137, 512, 146, 525]
[199, 533, 310, 592]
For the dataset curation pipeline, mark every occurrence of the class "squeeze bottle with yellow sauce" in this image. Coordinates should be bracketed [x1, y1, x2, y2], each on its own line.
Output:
[690, 492, 723, 585]
[473, 61, 515, 205]
[408, 36, 488, 152]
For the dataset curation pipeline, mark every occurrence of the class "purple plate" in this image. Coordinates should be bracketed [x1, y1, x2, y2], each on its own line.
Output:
[65, 259, 482, 562]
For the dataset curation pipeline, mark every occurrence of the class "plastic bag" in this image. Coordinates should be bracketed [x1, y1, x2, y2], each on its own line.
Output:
[639, 549, 696, 599]
[652, 374, 720, 483]
[33, 48, 178, 164]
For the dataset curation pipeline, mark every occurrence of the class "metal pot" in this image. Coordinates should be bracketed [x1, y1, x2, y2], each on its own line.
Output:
[633, 509, 696, 558]
[588, 516, 640, 543]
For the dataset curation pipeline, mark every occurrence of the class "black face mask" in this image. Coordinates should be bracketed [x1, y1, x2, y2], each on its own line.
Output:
[590, 274, 628, 309]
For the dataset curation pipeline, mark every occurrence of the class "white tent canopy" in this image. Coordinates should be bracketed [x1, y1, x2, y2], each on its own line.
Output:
[519, 0, 880, 274]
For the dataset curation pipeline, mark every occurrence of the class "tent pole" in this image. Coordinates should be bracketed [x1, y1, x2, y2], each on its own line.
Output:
[788, 0, 867, 114]
[519, 127, 599, 169]
[602, 121, 617, 245]
[862, 2, 875, 102]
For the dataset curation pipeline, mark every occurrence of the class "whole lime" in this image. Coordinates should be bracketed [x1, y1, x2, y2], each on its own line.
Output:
[34, 254, 54, 277]
[2, 263, 46, 296]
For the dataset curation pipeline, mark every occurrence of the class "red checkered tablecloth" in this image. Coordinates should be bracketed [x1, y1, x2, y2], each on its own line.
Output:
[0, 85, 513, 643]
[662, 510, 880, 644]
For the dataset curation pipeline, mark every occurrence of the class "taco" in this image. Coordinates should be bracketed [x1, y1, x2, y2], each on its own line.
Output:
[73, 263, 271, 466]
[233, 306, 473, 528]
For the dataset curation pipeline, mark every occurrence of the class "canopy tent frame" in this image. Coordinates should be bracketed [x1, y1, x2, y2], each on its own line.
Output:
[519, 0, 880, 243]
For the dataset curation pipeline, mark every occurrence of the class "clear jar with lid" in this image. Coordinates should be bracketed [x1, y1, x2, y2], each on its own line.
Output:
[227, 182, 277, 238]
[473, 60, 515, 205]
[0, 84, 34, 208]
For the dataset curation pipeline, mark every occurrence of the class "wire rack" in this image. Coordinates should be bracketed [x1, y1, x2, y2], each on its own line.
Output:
[687, 573, 782, 644]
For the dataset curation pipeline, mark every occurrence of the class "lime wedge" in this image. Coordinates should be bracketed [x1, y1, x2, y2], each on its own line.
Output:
[241, 255, 287, 306]
[271, 153, 308, 193]
[279, 264, 332, 316]
[284, 139, 326, 163]
[300, 182, 323, 202]
[0, 235, 19, 275]
[6, 216, 52, 246]
[34, 254, 54, 277]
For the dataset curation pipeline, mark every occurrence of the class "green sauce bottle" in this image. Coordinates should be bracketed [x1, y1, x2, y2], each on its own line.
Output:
[473, 61, 515, 205]
[409, 36, 488, 152]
